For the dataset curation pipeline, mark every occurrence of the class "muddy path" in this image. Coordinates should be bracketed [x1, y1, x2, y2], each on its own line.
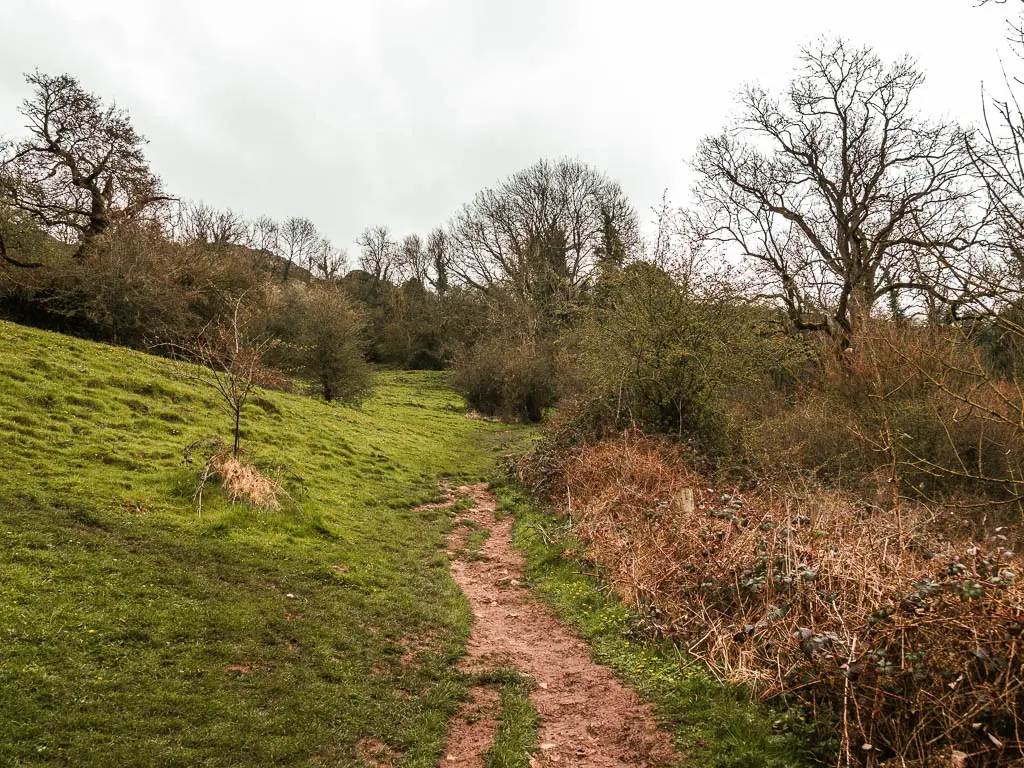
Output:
[436, 484, 678, 768]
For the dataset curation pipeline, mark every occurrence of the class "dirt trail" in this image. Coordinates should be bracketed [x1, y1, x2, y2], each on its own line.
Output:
[437, 484, 677, 768]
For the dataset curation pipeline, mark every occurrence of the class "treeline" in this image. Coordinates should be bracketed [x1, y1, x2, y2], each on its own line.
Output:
[5, 41, 1024, 499]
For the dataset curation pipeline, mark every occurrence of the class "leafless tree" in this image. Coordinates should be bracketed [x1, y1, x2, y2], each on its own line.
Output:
[247, 215, 280, 255]
[179, 297, 279, 457]
[447, 158, 639, 313]
[279, 216, 318, 282]
[693, 39, 981, 344]
[0, 71, 170, 259]
[307, 236, 346, 280]
[396, 233, 430, 285]
[168, 201, 248, 248]
[356, 225, 397, 282]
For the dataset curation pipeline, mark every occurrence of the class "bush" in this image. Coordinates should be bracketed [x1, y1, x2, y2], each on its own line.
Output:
[1, 224, 268, 347]
[745, 325, 1024, 501]
[452, 336, 557, 422]
[563, 261, 806, 454]
[265, 283, 373, 403]
[521, 430, 1023, 766]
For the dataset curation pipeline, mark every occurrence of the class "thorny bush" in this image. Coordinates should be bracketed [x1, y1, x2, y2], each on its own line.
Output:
[519, 430, 1023, 766]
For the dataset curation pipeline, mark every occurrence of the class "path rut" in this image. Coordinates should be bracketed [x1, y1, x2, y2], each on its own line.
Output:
[437, 484, 677, 768]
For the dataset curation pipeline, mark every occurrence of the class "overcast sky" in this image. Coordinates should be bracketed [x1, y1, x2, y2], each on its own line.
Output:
[0, 1, 1016, 251]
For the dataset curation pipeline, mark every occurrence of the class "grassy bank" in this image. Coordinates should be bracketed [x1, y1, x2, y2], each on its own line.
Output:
[498, 481, 823, 768]
[0, 320, 525, 766]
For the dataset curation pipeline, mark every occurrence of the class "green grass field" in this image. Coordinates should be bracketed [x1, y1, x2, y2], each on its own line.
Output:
[0, 320, 526, 766]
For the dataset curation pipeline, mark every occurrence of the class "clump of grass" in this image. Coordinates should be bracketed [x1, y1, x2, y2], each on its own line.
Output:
[209, 452, 283, 510]
[186, 438, 289, 514]
[457, 528, 491, 561]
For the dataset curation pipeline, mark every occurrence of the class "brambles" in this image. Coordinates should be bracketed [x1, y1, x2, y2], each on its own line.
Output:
[518, 431, 1023, 765]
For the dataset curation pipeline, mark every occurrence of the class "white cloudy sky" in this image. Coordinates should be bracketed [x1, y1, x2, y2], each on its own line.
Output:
[0, 0, 1016, 249]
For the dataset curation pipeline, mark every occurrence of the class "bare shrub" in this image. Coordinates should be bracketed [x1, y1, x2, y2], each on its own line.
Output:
[178, 298, 281, 457]
[525, 431, 1023, 765]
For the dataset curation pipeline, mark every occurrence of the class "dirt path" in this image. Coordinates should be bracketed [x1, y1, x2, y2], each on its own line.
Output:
[437, 484, 677, 768]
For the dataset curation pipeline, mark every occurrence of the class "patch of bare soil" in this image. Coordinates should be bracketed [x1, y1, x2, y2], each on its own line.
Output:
[443, 684, 502, 767]
[356, 738, 401, 768]
[437, 484, 678, 768]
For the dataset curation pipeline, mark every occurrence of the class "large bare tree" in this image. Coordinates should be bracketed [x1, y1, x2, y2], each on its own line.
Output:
[0, 71, 170, 259]
[446, 158, 639, 314]
[693, 39, 980, 343]
[356, 225, 397, 283]
[278, 216, 318, 282]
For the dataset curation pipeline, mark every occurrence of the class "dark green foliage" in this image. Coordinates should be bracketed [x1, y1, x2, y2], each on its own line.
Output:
[967, 305, 1024, 379]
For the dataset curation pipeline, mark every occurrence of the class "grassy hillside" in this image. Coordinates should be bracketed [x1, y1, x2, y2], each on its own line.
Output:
[0, 320, 524, 766]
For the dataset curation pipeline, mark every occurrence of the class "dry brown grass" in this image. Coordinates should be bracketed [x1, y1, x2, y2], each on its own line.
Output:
[538, 431, 1023, 766]
[209, 453, 282, 510]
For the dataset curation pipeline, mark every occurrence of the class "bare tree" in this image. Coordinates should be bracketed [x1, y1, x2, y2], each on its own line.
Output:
[180, 297, 279, 457]
[168, 201, 248, 248]
[247, 215, 280, 255]
[396, 233, 430, 285]
[693, 39, 980, 344]
[307, 236, 346, 280]
[356, 225, 397, 283]
[447, 158, 639, 314]
[0, 71, 170, 259]
[279, 216, 318, 282]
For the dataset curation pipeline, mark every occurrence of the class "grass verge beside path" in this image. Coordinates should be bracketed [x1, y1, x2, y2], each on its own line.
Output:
[477, 668, 539, 768]
[0, 320, 528, 767]
[497, 480, 823, 768]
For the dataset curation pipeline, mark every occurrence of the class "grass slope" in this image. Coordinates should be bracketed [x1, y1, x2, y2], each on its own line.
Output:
[0, 320, 525, 767]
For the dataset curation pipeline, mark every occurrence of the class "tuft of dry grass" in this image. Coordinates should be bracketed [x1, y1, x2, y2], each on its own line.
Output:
[209, 453, 282, 510]
[535, 430, 1024, 766]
